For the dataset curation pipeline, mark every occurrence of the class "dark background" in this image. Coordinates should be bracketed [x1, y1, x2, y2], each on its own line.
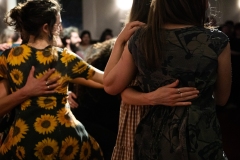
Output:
[16, 0, 83, 30]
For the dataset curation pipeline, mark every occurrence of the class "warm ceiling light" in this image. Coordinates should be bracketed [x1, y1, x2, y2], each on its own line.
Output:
[116, 0, 133, 10]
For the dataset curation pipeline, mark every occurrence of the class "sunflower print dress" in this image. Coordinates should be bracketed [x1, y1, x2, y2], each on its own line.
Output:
[0, 44, 104, 160]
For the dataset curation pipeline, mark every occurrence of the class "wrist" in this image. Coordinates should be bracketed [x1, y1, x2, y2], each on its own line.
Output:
[142, 92, 155, 106]
[19, 87, 31, 100]
[115, 38, 127, 47]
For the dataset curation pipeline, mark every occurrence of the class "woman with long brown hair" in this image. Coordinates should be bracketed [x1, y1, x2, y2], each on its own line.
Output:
[104, 0, 231, 159]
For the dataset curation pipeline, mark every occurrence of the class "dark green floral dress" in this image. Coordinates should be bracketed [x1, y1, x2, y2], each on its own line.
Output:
[130, 27, 229, 160]
[0, 44, 104, 160]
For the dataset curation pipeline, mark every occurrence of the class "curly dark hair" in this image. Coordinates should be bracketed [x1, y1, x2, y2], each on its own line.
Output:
[4, 0, 61, 41]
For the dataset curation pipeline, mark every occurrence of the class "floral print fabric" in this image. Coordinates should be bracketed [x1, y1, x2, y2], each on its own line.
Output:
[129, 26, 229, 160]
[0, 44, 103, 160]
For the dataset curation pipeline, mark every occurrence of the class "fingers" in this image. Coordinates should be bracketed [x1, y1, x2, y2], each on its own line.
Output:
[68, 92, 77, 99]
[0, 43, 11, 51]
[176, 87, 198, 94]
[69, 100, 78, 108]
[173, 102, 192, 106]
[67, 93, 78, 108]
[46, 76, 60, 86]
[178, 93, 198, 101]
[46, 83, 59, 90]
[165, 80, 179, 88]
[41, 68, 56, 80]
[128, 21, 145, 28]
[27, 66, 35, 80]
[173, 90, 199, 103]
[168, 89, 199, 107]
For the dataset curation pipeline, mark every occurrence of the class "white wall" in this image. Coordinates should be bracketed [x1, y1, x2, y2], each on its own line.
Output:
[1, 0, 240, 38]
[220, 0, 240, 23]
[82, 0, 130, 40]
[82, 0, 240, 40]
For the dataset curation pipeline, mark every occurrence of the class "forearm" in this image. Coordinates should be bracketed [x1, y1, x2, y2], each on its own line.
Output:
[70, 77, 103, 88]
[104, 40, 126, 78]
[121, 81, 199, 107]
[121, 87, 154, 105]
[0, 89, 29, 117]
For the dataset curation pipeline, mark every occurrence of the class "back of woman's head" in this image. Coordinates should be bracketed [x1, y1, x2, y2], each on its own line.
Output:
[140, 0, 207, 69]
[127, 0, 151, 23]
[150, 0, 207, 26]
[4, 0, 61, 40]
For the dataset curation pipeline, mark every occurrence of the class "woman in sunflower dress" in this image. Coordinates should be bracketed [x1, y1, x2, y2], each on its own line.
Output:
[0, 0, 104, 159]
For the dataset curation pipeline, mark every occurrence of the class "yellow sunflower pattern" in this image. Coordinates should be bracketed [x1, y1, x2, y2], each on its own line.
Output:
[34, 114, 57, 135]
[7, 45, 31, 66]
[80, 141, 91, 160]
[0, 127, 14, 154]
[0, 44, 104, 159]
[11, 119, 29, 146]
[21, 99, 32, 111]
[57, 108, 75, 127]
[72, 61, 88, 74]
[36, 70, 61, 80]
[61, 49, 76, 67]
[16, 146, 25, 160]
[36, 49, 54, 65]
[0, 54, 7, 66]
[89, 136, 100, 151]
[59, 136, 79, 160]
[35, 70, 49, 79]
[55, 74, 72, 94]
[34, 138, 59, 160]
[37, 96, 57, 110]
[0, 55, 7, 79]
[36, 70, 63, 93]
[10, 69, 24, 86]
[62, 96, 67, 105]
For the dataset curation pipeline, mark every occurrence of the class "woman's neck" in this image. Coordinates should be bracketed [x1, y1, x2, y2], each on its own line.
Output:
[162, 23, 194, 29]
[27, 36, 51, 49]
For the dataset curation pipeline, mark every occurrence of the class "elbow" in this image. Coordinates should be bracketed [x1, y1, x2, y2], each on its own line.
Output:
[103, 76, 127, 95]
[216, 100, 228, 107]
[104, 85, 119, 95]
[103, 80, 120, 95]
[214, 95, 230, 107]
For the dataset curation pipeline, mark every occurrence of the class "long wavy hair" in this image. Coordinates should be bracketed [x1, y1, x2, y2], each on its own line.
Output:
[126, 0, 151, 24]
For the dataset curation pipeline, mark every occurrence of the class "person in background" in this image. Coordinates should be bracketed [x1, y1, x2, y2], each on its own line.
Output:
[99, 28, 113, 42]
[0, 28, 15, 45]
[0, 28, 15, 54]
[0, 0, 104, 159]
[103, 0, 231, 159]
[79, 30, 93, 60]
[61, 26, 103, 94]
[60, 26, 83, 58]
[69, 38, 121, 160]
